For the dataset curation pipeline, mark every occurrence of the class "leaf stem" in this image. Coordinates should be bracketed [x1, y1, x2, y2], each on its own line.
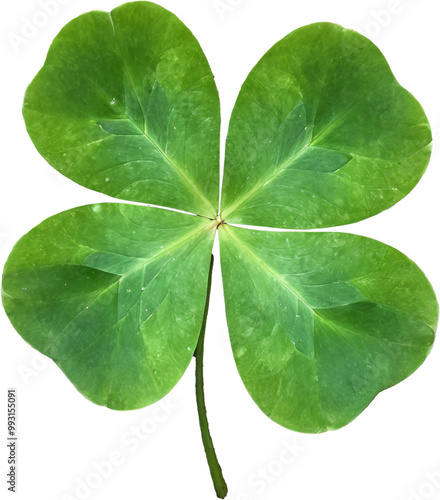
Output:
[194, 255, 228, 498]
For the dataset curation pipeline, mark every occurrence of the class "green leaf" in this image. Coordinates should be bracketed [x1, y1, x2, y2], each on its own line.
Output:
[2, 204, 216, 409]
[219, 224, 438, 432]
[23, 2, 220, 217]
[221, 22, 432, 229]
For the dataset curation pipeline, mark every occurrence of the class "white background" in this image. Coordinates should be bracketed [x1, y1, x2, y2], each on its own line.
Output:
[1, 1, 440, 499]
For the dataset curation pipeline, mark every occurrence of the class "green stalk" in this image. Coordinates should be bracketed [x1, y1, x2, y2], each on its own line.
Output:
[194, 255, 228, 498]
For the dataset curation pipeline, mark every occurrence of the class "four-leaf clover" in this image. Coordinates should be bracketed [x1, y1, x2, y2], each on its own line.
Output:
[2, 2, 438, 497]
